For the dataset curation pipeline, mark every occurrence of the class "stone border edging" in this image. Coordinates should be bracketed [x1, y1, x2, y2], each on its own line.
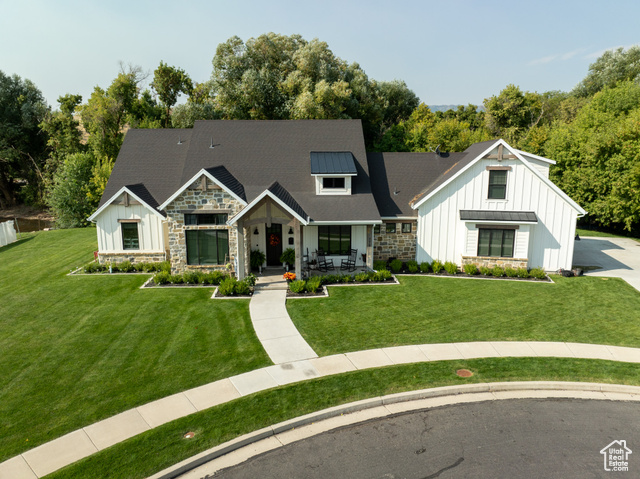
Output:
[147, 381, 640, 479]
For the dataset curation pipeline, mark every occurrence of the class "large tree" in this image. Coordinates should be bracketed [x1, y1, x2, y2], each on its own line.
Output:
[40, 94, 85, 176]
[210, 33, 418, 146]
[573, 46, 640, 98]
[546, 81, 640, 232]
[0, 71, 49, 207]
[151, 61, 193, 127]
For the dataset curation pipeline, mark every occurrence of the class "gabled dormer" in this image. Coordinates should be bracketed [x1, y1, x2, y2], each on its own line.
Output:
[310, 151, 357, 195]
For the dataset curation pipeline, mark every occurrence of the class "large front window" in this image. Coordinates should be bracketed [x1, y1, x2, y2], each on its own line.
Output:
[318, 225, 351, 255]
[186, 230, 229, 265]
[478, 228, 515, 257]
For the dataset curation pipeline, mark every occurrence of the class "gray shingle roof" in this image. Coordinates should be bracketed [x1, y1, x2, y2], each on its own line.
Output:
[310, 152, 357, 175]
[267, 181, 308, 221]
[99, 120, 381, 223]
[459, 210, 538, 222]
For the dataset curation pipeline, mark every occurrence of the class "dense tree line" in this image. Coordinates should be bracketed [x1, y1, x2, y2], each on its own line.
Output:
[0, 36, 638, 233]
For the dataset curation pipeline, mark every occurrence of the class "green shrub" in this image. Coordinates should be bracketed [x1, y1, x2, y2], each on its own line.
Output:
[250, 249, 266, 270]
[289, 280, 306, 294]
[373, 260, 387, 271]
[169, 274, 184, 284]
[529, 267, 547, 280]
[505, 266, 518, 278]
[203, 271, 225, 285]
[420, 262, 430, 273]
[234, 279, 252, 295]
[431, 260, 444, 273]
[463, 264, 478, 275]
[244, 273, 257, 287]
[279, 248, 295, 266]
[83, 262, 98, 273]
[133, 262, 147, 272]
[444, 261, 458, 274]
[389, 259, 403, 273]
[367, 271, 377, 281]
[491, 266, 504, 277]
[159, 261, 171, 273]
[406, 260, 419, 273]
[306, 276, 322, 293]
[218, 277, 237, 296]
[106, 262, 119, 273]
[119, 261, 134, 273]
[340, 274, 354, 283]
[183, 271, 200, 284]
[355, 272, 369, 282]
[516, 267, 529, 278]
[153, 271, 170, 285]
[479, 266, 491, 276]
[321, 274, 340, 285]
[373, 269, 392, 281]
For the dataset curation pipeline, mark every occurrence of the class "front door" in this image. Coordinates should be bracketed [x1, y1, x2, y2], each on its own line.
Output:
[266, 224, 283, 266]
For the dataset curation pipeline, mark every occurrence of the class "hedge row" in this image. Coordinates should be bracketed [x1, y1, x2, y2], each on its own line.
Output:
[83, 261, 170, 274]
[373, 259, 547, 279]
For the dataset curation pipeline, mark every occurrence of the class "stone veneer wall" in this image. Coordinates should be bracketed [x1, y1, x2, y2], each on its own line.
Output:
[373, 221, 417, 261]
[98, 252, 166, 264]
[165, 183, 244, 274]
[461, 256, 528, 269]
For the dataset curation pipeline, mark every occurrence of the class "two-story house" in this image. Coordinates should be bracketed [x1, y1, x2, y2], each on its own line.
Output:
[88, 120, 586, 276]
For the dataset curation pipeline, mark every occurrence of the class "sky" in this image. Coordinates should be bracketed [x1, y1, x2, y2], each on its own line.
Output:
[1, 0, 639, 109]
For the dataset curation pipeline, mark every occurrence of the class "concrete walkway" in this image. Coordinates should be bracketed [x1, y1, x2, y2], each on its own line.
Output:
[249, 289, 318, 364]
[573, 236, 640, 292]
[3, 341, 640, 479]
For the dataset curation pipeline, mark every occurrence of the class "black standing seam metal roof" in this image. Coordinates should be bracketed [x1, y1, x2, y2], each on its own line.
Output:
[459, 210, 538, 222]
[310, 152, 357, 175]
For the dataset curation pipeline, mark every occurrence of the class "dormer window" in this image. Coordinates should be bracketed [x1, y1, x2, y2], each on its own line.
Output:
[323, 177, 345, 189]
[311, 151, 357, 196]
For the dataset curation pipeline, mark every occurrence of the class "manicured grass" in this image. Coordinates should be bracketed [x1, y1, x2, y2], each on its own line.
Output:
[576, 228, 640, 241]
[0, 229, 270, 462]
[288, 275, 640, 356]
[48, 357, 640, 479]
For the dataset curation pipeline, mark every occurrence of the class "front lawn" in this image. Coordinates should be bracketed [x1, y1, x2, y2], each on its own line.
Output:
[288, 275, 640, 356]
[0, 229, 270, 462]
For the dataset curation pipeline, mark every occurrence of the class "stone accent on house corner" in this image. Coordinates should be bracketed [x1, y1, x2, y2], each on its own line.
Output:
[98, 252, 166, 264]
[461, 256, 528, 269]
[373, 220, 417, 261]
[165, 180, 244, 274]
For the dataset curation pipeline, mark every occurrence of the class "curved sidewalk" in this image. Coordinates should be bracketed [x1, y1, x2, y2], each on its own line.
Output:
[3, 341, 640, 479]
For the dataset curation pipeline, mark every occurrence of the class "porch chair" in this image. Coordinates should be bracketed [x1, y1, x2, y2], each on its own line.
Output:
[340, 248, 358, 272]
[316, 250, 335, 272]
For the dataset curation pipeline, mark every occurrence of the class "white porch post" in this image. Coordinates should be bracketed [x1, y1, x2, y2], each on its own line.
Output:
[236, 221, 245, 280]
[294, 219, 302, 276]
[367, 225, 374, 269]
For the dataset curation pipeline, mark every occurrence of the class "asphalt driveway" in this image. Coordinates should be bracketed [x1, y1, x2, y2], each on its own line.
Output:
[573, 236, 640, 292]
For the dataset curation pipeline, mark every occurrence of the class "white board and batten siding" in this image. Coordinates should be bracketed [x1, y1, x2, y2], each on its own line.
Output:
[96, 204, 166, 253]
[415, 155, 579, 271]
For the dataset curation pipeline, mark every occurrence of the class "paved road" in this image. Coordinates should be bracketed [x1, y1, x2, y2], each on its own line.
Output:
[573, 236, 640, 292]
[210, 399, 638, 479]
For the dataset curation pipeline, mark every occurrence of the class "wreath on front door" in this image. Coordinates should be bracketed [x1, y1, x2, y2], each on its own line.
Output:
[269, 234, 280, 246]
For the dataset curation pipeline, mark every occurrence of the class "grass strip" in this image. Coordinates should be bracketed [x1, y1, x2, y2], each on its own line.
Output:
[48, 357, 640, 479]
[288, 275, 640, 356]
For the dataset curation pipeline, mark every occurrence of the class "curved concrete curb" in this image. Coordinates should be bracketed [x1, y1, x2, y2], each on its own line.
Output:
[148, 381, 640, 479]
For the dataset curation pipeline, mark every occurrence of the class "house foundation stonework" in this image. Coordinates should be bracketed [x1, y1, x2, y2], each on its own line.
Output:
[98, 252, 166, 265]
[165, 182, 244, 274]
[461, 256, 528, 270]
[373, 221, 416, 261]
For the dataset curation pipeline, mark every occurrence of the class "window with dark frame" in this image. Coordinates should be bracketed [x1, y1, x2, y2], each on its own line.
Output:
[477, 228, 515, 257]
[122, 223, 139, 250]
[374, 224, 380, 234]
[386, 223, 396, 233]
[488, 170, 507, 199]
[184, 213, 228, 225]
[318, 225, 351, 255]
[186, 230, 229, 265]
[402, 223, 412, 233]
[322, 177, 345, 189]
